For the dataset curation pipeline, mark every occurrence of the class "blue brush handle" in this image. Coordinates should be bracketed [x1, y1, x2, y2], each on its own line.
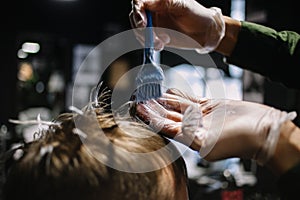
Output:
[144, 10, 153, 62]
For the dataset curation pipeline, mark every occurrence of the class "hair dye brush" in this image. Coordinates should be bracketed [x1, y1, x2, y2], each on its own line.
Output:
[135, 10, 164, 102]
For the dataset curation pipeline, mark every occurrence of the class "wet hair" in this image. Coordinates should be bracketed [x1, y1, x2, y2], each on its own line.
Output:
[3, 88, 188, 200]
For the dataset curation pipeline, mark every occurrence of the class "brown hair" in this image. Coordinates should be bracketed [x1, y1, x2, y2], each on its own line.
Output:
[3, 104, 188, 200]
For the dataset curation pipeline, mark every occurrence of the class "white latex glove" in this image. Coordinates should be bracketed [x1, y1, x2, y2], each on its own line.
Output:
[135, 88, 296, 166]
[129, 0, 225, 53]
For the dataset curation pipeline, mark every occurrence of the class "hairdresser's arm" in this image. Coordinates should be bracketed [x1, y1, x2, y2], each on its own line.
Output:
[266, 120, 300, 175]
[267, 120, 300, 199]
[217, 17, 300, 90]
[134, 89, 300, 198]
[130, 0, 300, 89]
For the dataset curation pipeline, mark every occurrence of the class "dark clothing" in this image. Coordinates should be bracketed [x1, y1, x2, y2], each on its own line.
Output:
[227, 21, 300, 90]
[277, 162, 300, 200]
[227, 21, 300, 199]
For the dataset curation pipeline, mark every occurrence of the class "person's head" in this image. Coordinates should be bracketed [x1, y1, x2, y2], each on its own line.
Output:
[3, 96, 189, 200]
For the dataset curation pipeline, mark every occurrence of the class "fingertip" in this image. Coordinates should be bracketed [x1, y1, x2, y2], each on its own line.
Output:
[136, 103, 146, 112]
[145, 99, 168, 116]
[129, 11, 137, 29]
[154, 42, 164, 51]
[135, 103, 149, 121]
[134, 12, 147, 28]
[130, 0, 147, 28]
[153, 37, 165, 51]
[166, 88, 180, 95]
[158, 33, 171, 44]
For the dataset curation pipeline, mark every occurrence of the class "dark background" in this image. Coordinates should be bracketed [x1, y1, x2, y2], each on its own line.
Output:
[1, 0, 300, 199]
[0, 0, 232, 133]
[2, 0, 300, 126]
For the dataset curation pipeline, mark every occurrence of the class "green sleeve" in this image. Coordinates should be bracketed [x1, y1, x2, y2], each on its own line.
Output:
[226, 21, 300, 90]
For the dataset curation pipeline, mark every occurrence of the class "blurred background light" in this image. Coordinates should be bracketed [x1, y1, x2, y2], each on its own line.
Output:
[22, 42, 40, 54]
[17, 49, 28, 59]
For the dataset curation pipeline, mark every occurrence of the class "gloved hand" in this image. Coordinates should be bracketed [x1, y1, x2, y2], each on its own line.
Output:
[134, 88, 296, 165]
[129, 0, 225, 53]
